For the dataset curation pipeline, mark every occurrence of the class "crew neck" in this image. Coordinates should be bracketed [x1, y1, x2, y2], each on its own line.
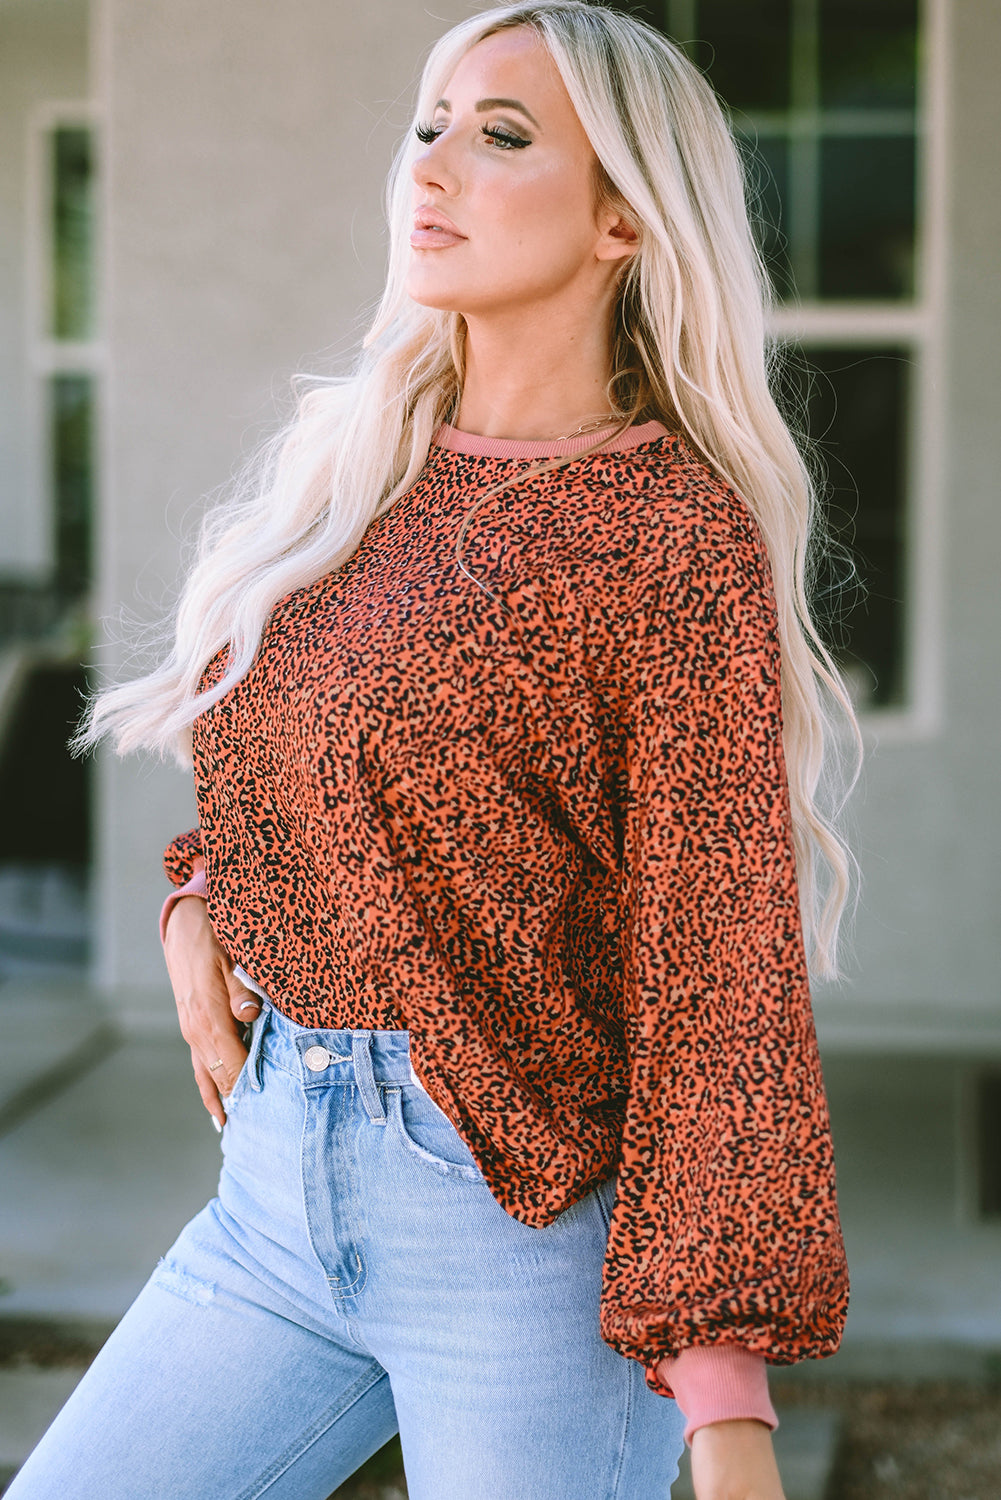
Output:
[432, 418, 672, 460]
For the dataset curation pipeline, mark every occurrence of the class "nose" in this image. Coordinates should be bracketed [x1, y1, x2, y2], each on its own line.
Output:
[411, 131, 459, 197]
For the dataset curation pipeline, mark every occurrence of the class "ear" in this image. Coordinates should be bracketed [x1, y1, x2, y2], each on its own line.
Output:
[596, 212, 640, 264]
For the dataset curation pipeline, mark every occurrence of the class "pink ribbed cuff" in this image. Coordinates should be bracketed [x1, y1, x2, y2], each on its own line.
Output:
[654, 1346, 778, 1447]
[159, 859, 207, 944]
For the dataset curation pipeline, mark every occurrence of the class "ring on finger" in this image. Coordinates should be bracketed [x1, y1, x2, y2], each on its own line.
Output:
[208, 1058, 225, 1072]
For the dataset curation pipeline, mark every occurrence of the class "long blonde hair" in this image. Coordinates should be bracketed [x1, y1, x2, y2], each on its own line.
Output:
[80, 0, 860, 975]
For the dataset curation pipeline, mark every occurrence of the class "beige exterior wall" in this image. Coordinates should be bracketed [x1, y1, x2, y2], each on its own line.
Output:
[84, 0, 1000, 1035]
[0, 0, 90, 576]
[820, 0, 1001, 1020]
[94, 0, 477, 1016]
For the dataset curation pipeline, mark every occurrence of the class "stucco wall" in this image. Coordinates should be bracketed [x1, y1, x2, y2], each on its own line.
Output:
[0, 0, 89, 577]
[828, 0, 1001, 1017]
[95, 0, 477, 1014]
[94, 0, 1001, 1029]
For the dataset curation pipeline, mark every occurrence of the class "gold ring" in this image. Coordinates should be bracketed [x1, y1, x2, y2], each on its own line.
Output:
[208, 1058, 225, 1072]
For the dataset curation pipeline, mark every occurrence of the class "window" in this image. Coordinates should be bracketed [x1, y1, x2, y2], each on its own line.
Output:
[675, 0, 919, 302]
[50, 125, 97, 343]
[51, 372, 95, 598]
[26, 107, 100, 618]
[46, 119, 98, 605]
[0, 108, 101, 955]
[796, 348, 910, 706]
[622, 1, 941, 718]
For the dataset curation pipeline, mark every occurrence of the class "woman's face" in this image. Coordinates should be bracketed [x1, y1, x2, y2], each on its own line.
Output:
[406, 27, 635, 319]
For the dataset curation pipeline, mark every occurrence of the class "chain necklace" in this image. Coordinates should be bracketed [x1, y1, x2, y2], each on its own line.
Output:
[451, 410, 629, 604]
[553, 412, 625, 441]
[442, 407, 626, 443]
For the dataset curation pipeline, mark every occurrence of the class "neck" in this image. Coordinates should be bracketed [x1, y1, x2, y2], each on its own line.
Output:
[453, 297, 621, 441]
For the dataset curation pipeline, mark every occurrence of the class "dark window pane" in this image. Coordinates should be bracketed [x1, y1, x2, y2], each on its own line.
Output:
[786, 347, 909, 708]
[612, 0, 664, 28]
[819, 136, 915, 298]
[977, 1074, 1001, 1220]
[819, 0, 918, 109]
[0, 663, 92, 866]
[50, 374, 94, 598]
[689, 0, 792, 113]
[51, 127, 95, 341]
[739, 133, 794, 300]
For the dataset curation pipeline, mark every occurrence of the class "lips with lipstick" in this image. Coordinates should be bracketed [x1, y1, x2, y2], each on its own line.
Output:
[411, 206, 467, 248]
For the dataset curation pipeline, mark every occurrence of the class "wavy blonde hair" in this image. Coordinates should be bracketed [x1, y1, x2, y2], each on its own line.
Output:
[80, 0, 860, 975]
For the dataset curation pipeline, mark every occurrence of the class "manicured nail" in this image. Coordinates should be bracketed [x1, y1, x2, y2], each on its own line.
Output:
[211, 1116, 223, 1134]
[238, 1000, 259, 1014]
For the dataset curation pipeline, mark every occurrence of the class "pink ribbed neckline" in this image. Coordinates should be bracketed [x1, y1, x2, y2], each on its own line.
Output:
[432, 418, 671, 460]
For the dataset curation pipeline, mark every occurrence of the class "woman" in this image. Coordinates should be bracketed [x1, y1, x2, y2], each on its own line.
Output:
[11, 4, 856, 1498]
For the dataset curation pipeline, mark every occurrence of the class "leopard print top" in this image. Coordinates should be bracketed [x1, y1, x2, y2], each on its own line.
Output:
[163, 420, 848, 1389]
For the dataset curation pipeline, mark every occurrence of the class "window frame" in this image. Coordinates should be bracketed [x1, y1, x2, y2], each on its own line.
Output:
[663, 0, 947, 738]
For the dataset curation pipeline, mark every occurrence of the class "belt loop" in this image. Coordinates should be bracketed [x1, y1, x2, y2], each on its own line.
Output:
[351, 1031, 386, 1124]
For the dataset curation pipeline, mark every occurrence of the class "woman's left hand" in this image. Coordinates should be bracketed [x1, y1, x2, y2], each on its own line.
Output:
[689, 1419, 786, 1500]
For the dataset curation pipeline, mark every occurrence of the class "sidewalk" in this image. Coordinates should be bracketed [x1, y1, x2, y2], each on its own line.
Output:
[0, 974, 841, 1498]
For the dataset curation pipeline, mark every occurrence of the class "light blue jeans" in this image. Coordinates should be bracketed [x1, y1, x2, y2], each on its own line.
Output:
[9, 1003, 684, 1499]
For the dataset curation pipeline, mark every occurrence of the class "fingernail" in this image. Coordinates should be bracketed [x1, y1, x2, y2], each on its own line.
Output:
[238, 1000, 259, 1014]
[211, 1116, 223, 1134]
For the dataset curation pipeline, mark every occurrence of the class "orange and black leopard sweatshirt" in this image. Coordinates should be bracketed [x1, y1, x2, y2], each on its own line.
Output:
[162, 418, 848, 1437]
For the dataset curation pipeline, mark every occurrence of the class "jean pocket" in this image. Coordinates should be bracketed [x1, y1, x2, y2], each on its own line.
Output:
[220, 1062, 250, 1114]
[386, 1085, 485, 1182]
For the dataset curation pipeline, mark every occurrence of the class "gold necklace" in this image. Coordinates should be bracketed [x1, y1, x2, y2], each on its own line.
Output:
[553, 412, 625, 441]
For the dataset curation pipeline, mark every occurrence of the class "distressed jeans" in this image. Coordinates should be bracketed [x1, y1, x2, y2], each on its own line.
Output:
[8, 1002, 685, 1499]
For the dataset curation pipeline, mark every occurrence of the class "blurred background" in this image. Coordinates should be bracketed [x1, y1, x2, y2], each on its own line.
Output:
[0, 1, 998, 1495]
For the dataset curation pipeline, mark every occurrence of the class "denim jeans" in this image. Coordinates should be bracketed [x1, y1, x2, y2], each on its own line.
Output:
[9, 1002, 685, 1499]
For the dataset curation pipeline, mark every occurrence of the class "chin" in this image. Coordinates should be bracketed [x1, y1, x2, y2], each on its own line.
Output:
[405, 281, 466, 314]
[406, 284, 451, 308]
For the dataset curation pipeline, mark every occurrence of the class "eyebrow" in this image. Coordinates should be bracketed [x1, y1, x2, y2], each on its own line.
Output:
[434, 96, 541, 130]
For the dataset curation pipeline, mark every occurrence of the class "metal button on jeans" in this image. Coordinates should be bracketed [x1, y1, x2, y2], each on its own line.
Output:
[303, 1045, 333, 1072]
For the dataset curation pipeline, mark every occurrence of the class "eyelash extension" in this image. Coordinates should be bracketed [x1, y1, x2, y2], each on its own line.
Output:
[414, 121, 530, 149]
